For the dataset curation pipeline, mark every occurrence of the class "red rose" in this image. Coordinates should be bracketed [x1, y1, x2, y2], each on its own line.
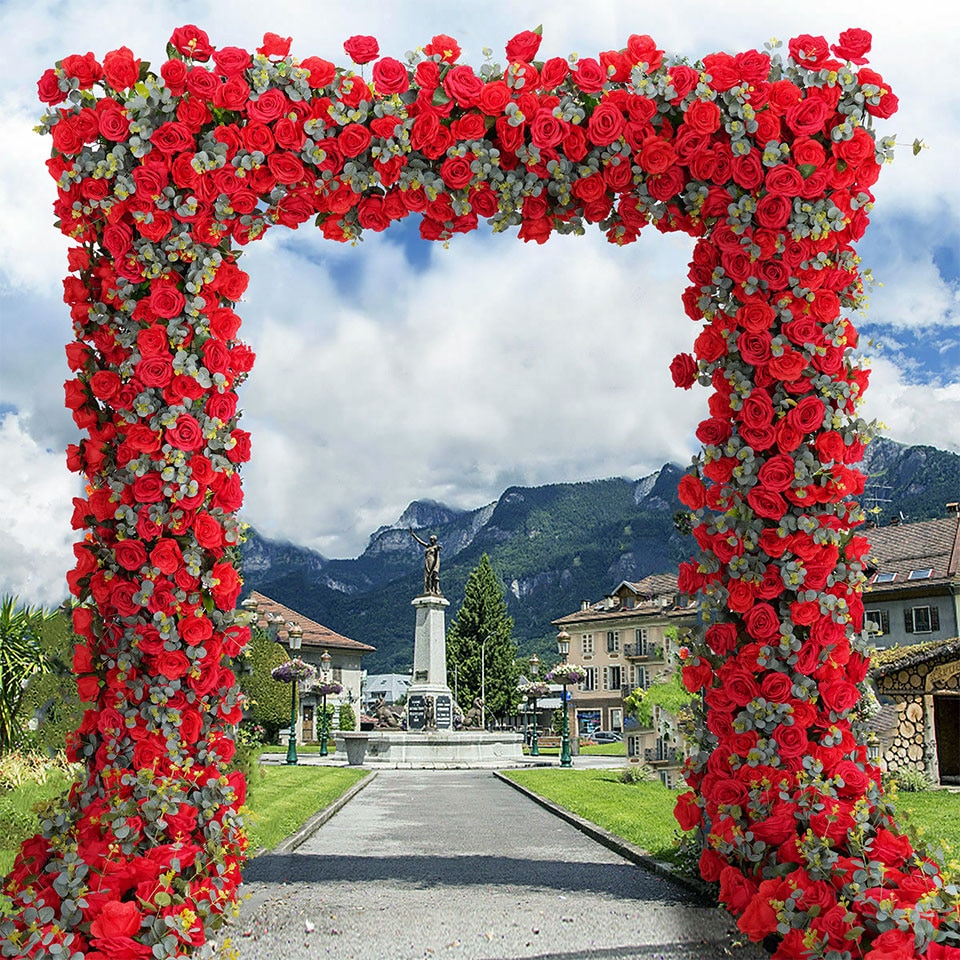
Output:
[785, 98, 831, 136]
[423, 34, 461, 64]
[165, 415, 205, 452]
[774, 724, 809, 758]
[694, 326, 726, 363]
[61, 52, 103, 89]
[674, 792, 702, 831]
[737, 890, 778, 942]
[114, 540, 147, 572]
[179, 615, 213, 646]
[739, 391, 774, 430]
[719, 866, 758, 914]
[103, 47, 141, 90]
[258, 32, 292, 58]
[586, 102, 624, 146]
[77, 675, 101, 702]
[301, 56, 335, 89]
[155, 649, 190, 680]
[338, 123, 372, 158]
[757, 453, 795, 492]
[624, 34, 663, 71]
[684, 99, 721, 135]
[343, 34, 379, 65]
[372, 57, 409, 95]
[819, 679, 860, 715]
[682, 661, 713, 693]
[169, 24, 214, 62]
[37, 68, 65, 105]
[637, 134, 677, 174]
[788, 395, 826, 434]
[744, 602, 781, 642]
[833, 759, 871, 799]
[192, 511, 224, 549]
[788, 34, 830, 67]
[505, 30, 542, 62]
[670, 352, 697, 389]
[572, 58, 606, 93]
[150, 539, 183, 575]
[696, 417, 732, 446]
[89, 899, 142, 939]
[540, 57, 569, 90]
[858, 68, 899, 119]
[706, 623, 738, 656]
[831, 28, 872, 65]
[443, 65, 484, 108]
[213, 46, 250, 78]
[747, 487, 787, 520]
[678, 474, 706, 510]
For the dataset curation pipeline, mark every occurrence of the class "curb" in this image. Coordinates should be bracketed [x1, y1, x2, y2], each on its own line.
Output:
[493, 770, 716, 902]
[267, 770, 377, 855]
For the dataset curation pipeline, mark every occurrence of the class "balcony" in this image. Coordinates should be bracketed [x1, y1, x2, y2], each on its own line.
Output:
[644, 746, 680, 765]
[624, 643, 664, 661]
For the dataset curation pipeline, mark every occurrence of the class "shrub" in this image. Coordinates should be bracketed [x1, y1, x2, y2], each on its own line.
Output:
[884, 766, 930, 793]
[338, 702, 356, 732]
[619, 762, 654, 784]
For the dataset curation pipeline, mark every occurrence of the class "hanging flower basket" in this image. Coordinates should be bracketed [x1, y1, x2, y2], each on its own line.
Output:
[545, 665, 586, 685]
[518, 681, 551, 698]
[314, 681, 343, 697]
[271, 658, 316, 684]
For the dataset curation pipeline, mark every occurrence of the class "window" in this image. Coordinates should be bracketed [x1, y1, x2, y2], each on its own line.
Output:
[632, 665, 648, 689]
[581, 633, 594, 656]
[609, 708, 623, 733]
[874, 572, 897, 583]
[605, 665, 622, 690]
[333, 666, 343, 683]
[904, 605, 939, 634]
[581, 667, 597, 692]
[623, 596, 635, 610]
[634, 628, 648, 655]
[908, 568, 934, 580]
[606, 630, 620, 653]
[865, 609, 890, 636]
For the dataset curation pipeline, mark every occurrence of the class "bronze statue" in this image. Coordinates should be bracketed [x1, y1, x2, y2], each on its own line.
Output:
[374, 696, 401, 729]
[424, 696, 435, 730]
[409, 528, 441, 595]
[462, 697, 483, 729]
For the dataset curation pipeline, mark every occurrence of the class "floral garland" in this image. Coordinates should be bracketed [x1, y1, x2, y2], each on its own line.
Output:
[4, 21, 957, 960]
[269, 657, 315, 684]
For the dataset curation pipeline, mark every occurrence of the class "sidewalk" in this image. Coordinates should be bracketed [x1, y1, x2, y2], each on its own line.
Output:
[234, 769, 765, 960]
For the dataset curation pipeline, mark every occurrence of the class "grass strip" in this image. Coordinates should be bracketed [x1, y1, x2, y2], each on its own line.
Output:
[502, 768, 688, 863]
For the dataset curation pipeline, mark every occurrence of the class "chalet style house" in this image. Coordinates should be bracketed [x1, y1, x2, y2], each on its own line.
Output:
[244, 591, 374, 742]
[552, 573, 696, 785]
[861, 505, 960, 647]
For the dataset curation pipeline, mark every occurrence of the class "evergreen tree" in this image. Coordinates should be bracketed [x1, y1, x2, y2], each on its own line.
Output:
[446, 554, 519, 724]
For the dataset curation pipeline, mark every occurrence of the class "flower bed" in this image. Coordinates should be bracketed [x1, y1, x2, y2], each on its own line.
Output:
[6, 21, 957, 960]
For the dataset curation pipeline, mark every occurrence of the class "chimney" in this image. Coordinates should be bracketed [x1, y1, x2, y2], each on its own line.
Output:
[889, 516, 900, 526]
[581, 600, 591, 611]
[947, 502, 959, 516]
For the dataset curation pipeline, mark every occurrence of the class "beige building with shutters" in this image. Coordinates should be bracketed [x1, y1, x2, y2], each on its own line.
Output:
[551, 573, 696, 758]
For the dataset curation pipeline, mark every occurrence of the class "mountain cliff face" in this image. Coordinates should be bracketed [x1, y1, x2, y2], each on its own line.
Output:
[240, 440, 960, 672]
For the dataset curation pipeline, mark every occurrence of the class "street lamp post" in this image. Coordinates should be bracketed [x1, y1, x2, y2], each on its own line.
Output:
[556, 630, 572, 768]
[285, 623, 303, 766]
[480, 633, 492, 730]
[320, 649, 332, 757]
[529, 653, 541, 757]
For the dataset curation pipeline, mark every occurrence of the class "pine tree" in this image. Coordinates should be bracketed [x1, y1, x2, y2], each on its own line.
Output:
[446, 554, 519, 724]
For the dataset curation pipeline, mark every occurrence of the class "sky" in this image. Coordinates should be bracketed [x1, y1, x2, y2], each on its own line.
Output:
[1, 0, 958, 606]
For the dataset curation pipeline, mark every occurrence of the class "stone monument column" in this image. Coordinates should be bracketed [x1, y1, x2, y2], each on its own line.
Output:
[407, 594, 454, 730]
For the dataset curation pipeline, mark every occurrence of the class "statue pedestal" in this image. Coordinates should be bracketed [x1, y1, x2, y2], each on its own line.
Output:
[407, 594, 454, 730]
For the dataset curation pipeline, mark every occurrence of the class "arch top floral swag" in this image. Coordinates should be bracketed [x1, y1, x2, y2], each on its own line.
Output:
[6, 19, 959, 960]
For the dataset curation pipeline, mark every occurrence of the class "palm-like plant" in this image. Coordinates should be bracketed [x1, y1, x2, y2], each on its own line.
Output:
[0, 595, 53, 751]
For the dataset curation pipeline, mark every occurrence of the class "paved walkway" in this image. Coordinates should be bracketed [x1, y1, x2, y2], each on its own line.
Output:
[235, 770, 764, 960]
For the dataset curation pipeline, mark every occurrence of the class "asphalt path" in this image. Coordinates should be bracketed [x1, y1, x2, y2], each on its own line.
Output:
[234, 769, 766, 960]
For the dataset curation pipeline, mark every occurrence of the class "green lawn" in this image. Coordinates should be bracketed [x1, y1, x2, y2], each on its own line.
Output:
[502, 770, 960, 881]
[503, 768, 688, 863]
[524, 741, 627, 757]
[893, 790, 960, 879]
[1, 763, 367, 877]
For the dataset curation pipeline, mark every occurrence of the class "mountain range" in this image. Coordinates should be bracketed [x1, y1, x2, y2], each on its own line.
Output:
[239, 437, 960, 672]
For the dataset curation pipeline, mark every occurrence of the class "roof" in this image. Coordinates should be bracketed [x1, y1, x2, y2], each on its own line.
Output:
[862, 514, 960, 596]
[246, 591, 375, 654]
[869, 636, 960, 678]
[552, 570, 695, 627]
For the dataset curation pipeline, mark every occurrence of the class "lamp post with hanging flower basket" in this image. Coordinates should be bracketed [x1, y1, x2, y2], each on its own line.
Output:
[519, 653, 548, 757]
[270, 624, 314, 765]
[547, 632, 585, 768]
[316, 649, 342, 757]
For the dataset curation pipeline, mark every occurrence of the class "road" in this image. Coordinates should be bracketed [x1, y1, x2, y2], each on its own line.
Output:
[233, 769, 765, 960]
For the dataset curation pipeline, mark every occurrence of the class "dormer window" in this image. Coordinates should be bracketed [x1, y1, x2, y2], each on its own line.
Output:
[874, 572, 897, 584]
[907, 568, 933, 580]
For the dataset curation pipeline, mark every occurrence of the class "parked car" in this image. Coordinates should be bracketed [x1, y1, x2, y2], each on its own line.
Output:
[591, 731, 623, 743]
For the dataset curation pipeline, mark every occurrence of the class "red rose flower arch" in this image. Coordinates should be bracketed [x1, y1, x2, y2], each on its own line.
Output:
[7, 23, 960, 960]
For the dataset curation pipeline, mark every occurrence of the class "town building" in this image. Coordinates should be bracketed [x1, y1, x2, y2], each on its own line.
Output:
[861, 505, 960, 648]
[362, 673, 412, 713]
[244, 591, 375, 742]
[551, 572, 696, 781]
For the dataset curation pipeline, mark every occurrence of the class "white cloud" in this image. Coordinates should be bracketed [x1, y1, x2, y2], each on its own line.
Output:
[0, 413, 78, 606]
[1, 0, 958, 599]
